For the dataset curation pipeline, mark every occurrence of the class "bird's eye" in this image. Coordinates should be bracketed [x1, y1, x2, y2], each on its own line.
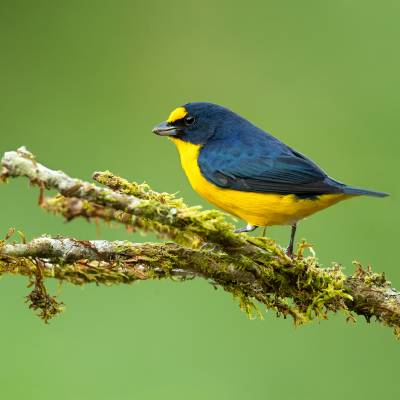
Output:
[184, 116, 195, 126]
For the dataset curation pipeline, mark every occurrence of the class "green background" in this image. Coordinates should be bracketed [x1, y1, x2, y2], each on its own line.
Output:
[1, 1, 399, 399]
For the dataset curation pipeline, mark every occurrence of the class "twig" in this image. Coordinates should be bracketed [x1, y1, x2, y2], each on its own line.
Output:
[1, 147, 246, 249]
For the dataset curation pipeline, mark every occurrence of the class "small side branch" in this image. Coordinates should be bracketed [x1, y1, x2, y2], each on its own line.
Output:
[0, 237, 259, 285]
[1, 147, 245, 249]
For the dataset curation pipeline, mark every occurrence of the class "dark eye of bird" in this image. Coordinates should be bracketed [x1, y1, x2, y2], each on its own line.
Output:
[184, 116, 195, 126]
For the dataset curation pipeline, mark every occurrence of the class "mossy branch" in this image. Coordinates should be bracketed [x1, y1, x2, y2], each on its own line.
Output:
[1, 147, 399, 338]
[1, 147, 243, 249]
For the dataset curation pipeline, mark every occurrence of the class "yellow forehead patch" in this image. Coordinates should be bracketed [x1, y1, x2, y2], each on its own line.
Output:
[167, 107, 187, 123]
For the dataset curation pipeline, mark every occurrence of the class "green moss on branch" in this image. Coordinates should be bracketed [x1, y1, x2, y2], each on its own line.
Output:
[1, 237, 399, 337]
[1, 147, 399, 338]
[1, 147, 246, 250]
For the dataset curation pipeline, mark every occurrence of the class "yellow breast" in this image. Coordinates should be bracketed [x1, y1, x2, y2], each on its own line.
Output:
[170, 138, 350, 226]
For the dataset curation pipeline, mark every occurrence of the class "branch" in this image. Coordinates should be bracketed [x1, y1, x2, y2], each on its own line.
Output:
[1, 147, 399, 338]
[1, 147, 245, 249]
[0, 237, 262, 289]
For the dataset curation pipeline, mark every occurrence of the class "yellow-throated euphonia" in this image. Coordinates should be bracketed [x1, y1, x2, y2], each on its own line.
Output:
[153, 102, 388, 256]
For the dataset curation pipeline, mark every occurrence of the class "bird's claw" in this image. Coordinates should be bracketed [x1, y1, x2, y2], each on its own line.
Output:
[234, 224, 258, 234]
[285, 246, 294, 259]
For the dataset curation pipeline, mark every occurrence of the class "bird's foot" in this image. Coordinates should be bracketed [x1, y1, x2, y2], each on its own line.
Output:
[234, 224, 258, 234]
[285, 245, 294, 259]
[285, 223, 297, 259]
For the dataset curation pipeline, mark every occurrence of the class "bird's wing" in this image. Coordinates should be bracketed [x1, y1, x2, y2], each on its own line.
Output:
[198, 134, 344, 195]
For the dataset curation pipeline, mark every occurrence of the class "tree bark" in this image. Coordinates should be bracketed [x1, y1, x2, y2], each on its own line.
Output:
[1, 147, 399, 338]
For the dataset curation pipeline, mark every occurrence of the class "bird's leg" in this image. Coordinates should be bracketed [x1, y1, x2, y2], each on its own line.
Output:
[234, 224, 258, 234]
[262, 227, 267, 237]
[286, 223, 297, 258]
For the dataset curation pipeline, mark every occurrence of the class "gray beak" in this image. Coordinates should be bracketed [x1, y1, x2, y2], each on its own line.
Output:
[152, 121, 180, 136]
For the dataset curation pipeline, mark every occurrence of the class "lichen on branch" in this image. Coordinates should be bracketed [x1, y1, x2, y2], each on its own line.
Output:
[0, 147, 399, 339]
[1, 147, 242, 249]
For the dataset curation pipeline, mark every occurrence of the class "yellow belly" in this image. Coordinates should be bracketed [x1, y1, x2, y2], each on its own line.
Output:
[171, 138, 351, 226]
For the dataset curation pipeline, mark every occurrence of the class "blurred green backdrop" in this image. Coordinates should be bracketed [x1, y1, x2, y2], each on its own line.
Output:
[1, 1, 399, 399]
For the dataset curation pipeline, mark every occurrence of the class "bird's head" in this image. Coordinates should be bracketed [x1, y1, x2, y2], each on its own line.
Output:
[153, 102, 246, 145]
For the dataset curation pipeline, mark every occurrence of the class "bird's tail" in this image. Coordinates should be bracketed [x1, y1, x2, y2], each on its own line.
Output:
[343, 186, 389, 197]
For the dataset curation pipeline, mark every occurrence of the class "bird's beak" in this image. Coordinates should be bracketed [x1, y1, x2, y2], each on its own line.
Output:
[152, 121, 180, 136]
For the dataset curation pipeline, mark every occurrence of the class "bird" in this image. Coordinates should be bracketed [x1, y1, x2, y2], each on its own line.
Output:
[152, 102, 388, 257]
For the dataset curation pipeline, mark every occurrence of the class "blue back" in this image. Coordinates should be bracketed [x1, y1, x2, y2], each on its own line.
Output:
[180, 102, 386, 197]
